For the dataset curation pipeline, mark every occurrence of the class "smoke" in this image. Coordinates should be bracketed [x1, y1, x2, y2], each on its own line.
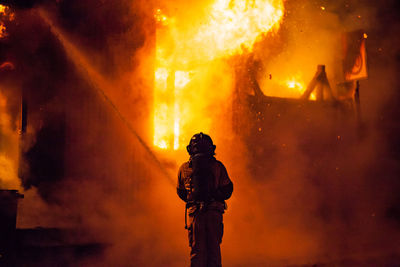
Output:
[218, 0, 400, 265]
[5, 1, 188, 266]
[0, 0, 397, 266]
[0, 79, 21, 190]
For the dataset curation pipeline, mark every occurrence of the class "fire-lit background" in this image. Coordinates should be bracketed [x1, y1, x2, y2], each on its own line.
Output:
[0, 0, 399, 266]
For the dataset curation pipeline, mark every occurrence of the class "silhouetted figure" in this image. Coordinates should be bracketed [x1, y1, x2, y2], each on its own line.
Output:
[177, 133, 233, 267]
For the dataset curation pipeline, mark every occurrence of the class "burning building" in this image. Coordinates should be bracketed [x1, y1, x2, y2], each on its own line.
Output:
[0, 0, 398, 266]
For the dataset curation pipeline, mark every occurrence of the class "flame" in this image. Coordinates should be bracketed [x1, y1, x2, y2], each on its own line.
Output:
[0, 5, 6, 15]
[0, 4, 14, 39]
[265, 75, 316, 101]
[194, 0, 284, 59]
[0, 23, 6, 38]
[284, 77, 316, 101]
[286, 79, 303, 91]
[174, 71, 191, 89]
[153, 0, 284, 150]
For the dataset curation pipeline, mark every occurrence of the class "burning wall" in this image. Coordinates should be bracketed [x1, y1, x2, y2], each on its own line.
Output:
[153, 0, 284, 150]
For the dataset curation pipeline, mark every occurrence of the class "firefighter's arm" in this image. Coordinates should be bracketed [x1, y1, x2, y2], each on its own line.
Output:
[213, 162, 233, 201]
[177, 166, 188, 202]
[214, 182, 233, 201]
[177, 188, 187, 202]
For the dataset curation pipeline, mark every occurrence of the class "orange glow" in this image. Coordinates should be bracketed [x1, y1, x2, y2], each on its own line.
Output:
[261, 75, 317, 101]
[0, 4, 14, 39]
[285, 77, 316, 101]
[286, 77, 315, 100]
[271, 73, 316, 100]
[153, 1, 284, 150]
[286, 78, 303, 91]
[0, 23, 6, 38]
[0, 61, 14, 70]
[0, 4, 6, 15]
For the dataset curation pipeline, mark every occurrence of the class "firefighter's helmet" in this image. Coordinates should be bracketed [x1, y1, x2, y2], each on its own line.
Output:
[186, 132, 216, 156]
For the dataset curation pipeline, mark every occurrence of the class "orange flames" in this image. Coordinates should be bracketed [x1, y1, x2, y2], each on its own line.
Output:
[154, 0, 284, 150]
[194, 0, 284, 59]
[0, 4, 14, 39]
[284, 76, 315, 100]
[0, 4, 6, 15]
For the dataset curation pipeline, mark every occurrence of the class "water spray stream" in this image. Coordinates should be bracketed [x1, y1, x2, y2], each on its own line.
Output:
[37, 8, 175, 186]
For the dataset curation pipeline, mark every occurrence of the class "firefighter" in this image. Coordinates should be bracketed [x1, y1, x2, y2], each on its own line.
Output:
[177, 132, 233, 267]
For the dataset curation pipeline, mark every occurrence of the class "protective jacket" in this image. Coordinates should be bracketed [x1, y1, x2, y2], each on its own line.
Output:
[177, 156, 233, 214]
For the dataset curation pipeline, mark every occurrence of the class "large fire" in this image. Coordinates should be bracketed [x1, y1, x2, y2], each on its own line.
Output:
[154, 0, 285, 150]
